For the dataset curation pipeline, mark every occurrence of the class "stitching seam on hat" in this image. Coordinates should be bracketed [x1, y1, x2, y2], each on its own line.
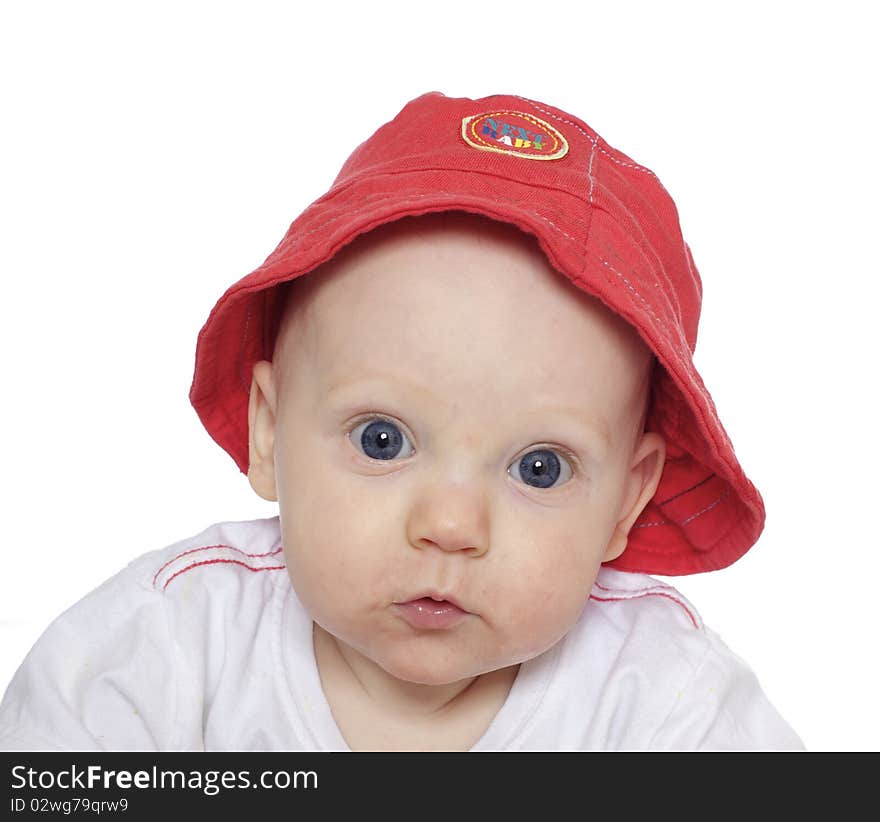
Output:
[596, 254, 688, 363]
[656, 473, 715, 507]
[240, 301, 253, 393]
[592, 250, 719, 505]
[587, 134, 596, 206]
[679, 486, 731, 525]
[514, 96, 659, 178]
[633, 486, 731, 530]
[515, 99, 698, 369]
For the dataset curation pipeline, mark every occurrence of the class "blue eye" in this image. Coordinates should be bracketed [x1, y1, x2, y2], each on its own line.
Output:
[349, 416, 574, 489]
[508, 448, 574, 489]
[350, 416, 415, 461]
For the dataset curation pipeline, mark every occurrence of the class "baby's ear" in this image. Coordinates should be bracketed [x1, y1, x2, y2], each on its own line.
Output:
[603, 432, 667, 563]
[247, 360, 278, 502]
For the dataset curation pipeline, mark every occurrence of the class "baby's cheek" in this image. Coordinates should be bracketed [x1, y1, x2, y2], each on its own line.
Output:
[279, 513, 355, 612]
[500, 544, 600, 644]
[281, 472, 359, 558]
[511, 536, 601, 598]
[290, 533, 359, 600]
[500, 598, 581, 663]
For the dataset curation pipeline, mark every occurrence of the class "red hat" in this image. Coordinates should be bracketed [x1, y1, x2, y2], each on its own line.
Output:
[189, 91, 765, 576]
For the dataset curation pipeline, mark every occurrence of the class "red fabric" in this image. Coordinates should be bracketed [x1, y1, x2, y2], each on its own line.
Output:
[189, 91, 765, 576]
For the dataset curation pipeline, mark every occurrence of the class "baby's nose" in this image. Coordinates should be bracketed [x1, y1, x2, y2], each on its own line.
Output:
[406, 484, 490, 557]
[413, 531, 487, 556]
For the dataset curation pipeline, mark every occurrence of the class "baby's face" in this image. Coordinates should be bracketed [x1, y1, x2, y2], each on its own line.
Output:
[249, 212, 664, 686]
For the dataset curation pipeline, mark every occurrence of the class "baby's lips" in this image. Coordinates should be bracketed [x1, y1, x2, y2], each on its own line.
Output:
[396, 590, 471, 613]
[392, 596, 471, 630]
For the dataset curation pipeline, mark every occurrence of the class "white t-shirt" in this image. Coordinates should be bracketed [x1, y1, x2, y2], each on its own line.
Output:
[0, 516, 803, 751]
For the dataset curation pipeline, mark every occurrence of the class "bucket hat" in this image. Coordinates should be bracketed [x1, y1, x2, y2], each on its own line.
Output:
[189, 91, 765, 575]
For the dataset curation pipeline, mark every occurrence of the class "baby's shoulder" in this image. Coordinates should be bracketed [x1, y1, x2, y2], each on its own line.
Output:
[59, 515, 290, 624]
[11, 515, 288, 671]
[555, 567, 713, 706]
[0, 516, 290, 751]
[587, 566, 705, 635]
[576, 567, 714, 681]
[566, 568, 805, 749]
[143, 515, 287, 602]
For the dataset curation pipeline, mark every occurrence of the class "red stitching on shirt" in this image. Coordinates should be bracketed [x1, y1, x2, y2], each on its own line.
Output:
[593, 580, 668, 594]
[589, 592, 700, 630]
[151, 543, 283, 586]
[161, 558, 286, 591]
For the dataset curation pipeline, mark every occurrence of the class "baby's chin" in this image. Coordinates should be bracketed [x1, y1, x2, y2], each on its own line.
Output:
[379, 655, 495, 687]
[369, 638, 538, 688]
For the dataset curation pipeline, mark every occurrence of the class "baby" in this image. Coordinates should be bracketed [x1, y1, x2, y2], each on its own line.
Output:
[0, 92, 803, 751]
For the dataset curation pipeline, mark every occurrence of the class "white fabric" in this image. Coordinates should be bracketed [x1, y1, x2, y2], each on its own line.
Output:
[0, 516, 803, 751]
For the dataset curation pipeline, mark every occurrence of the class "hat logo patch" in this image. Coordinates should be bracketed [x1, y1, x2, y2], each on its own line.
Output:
[461, 110, 568, 160]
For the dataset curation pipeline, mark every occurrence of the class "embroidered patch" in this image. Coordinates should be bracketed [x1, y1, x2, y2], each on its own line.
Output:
[460, 110, 568, 160]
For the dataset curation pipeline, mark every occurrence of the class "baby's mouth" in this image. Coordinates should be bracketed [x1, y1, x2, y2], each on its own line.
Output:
[392, 595, 471, 630]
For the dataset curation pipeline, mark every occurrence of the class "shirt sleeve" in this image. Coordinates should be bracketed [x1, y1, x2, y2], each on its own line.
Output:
[0, 554, 177, 752]
[648, 627, 805, 751]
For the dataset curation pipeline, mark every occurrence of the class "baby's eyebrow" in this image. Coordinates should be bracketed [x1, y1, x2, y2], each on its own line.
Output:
[322, 374, 611, 448]
[323, 372, 426, 400]
[535, 405, 611, 448]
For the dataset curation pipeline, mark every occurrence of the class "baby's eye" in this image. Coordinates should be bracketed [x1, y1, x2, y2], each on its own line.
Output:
[349, 418, 574, 489]
[508, 448, 574, 489]
[349, 416, 415, 461]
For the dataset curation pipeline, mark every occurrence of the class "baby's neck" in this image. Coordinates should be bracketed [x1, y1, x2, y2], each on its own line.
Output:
[312, 622, 519, 751]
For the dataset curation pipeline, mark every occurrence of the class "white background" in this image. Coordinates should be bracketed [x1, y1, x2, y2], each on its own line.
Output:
[1, 1, 877, 751]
